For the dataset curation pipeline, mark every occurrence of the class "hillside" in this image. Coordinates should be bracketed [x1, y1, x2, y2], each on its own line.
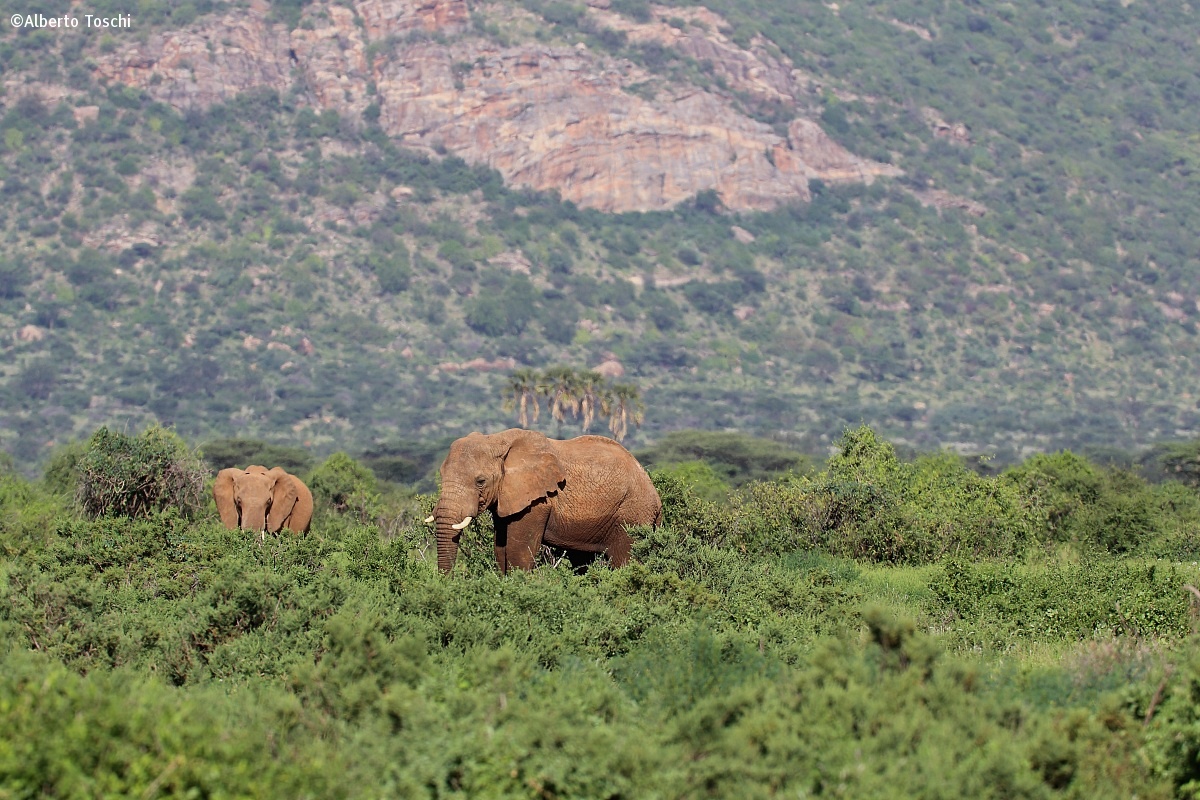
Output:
[1, 0, 1199, 466]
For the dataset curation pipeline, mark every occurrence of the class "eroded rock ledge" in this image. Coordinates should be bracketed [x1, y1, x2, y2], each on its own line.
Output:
[94, 0, 899, 212]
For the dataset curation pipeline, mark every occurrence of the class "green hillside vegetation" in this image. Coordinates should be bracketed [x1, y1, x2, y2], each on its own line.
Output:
[0, 0, 1198, 468]
[5, 425, 1200, 796]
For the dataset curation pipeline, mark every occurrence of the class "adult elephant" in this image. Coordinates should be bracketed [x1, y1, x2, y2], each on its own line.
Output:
[213, 465, 314, 534]
[428, 429, 662, 573]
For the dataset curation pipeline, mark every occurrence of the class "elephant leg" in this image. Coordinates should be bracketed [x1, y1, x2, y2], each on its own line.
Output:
[495, 503, 549, 573]
[605, 529, 633, 568]
[494, 520, 512, 573]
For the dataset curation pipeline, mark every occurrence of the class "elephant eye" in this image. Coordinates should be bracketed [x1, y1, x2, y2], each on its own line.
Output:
[475, 476, 486, 487]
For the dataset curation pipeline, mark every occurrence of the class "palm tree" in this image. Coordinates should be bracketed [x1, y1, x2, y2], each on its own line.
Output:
[576, 370, 607, 433]
[502, 367, 541, 428]
[540, 366, 582, 436]
[606, 383, 645, 442]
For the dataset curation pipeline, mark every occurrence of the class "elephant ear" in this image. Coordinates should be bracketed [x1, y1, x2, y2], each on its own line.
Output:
[266, 467, 298, 533]
[289, 475, 314, 533]
[213, 468, 241, 529]
[497, 432, 566, 518]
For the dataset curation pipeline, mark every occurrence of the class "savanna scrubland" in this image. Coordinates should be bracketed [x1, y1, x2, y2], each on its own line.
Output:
[5, 425, 1200, 798]
[5, 0, 1200, 795]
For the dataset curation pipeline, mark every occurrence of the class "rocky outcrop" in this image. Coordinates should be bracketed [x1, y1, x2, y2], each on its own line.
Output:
[377, 41, 897, 211]
[92, 0, 898, 212]
[93, 0, 294, 108]
[356, 0, 469, 39]
[15, 325, 46, 343]
[72, 105, 100, 124]
[592, 358, 625, 378]
[923, 108, 972, 145]
[589, 4, 805, 108]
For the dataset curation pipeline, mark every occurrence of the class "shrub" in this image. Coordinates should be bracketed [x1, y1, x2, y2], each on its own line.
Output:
[1, 451, 1197, 797]
[0, 649, 344, 798]
[464, 274, 537, 337]
[463, 294, 513, 337]
[929, 557, 1192, 648]
[1144, 646, 1200, 796]
[653, 460, 731, 503]
[683, 280, 742, 315]
[777, 427, 1043, 563]
[0, 257, 31, 298]
[653, 427, 1047, 564]
[309, 452, 381, 522]
[1142, 440, 1200, 487]
[74, 426, 207, 519]
[179, 185, 226, 223]
[41, 440, 87, 495]
[1002, 451, 1191, 554]
[360, 245, 411, 294]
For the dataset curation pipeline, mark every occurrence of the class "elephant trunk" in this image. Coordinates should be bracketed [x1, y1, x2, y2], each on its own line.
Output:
[433, 489, 475, 574]
[436, 532, 459, 574]
[240, 502, 268, 533]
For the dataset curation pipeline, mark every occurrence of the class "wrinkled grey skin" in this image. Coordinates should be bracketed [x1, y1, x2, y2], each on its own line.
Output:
[432, 429, 663, 573]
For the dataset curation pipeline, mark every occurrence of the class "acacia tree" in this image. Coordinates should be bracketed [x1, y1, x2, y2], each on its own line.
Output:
[75, 426, 207, 519]
[1144, 440, 1200, 487]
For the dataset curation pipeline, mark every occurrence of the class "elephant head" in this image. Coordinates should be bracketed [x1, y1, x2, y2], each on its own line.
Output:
[213, 465, 313, 533]
[431, 429, 565, 573]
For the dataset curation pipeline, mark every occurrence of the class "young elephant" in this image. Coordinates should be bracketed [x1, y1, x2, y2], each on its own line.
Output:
[428, 428, 663, 573]
[213, 465, 313, 534]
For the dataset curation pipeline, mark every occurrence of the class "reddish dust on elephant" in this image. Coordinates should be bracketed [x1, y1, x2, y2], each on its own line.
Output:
[429, 429, 663, 573]
[213, 465, 314, 534]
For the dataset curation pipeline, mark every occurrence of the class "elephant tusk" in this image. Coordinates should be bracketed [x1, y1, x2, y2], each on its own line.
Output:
[451, 516, 473, 530]
[424, 515, 435, 524]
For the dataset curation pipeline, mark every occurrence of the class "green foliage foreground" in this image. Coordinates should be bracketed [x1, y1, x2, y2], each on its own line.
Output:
[5, 429, 1200, 797]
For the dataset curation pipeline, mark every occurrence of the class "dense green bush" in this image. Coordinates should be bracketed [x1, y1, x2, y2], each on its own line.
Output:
[5, 431, 1200, 796]
[1004, 451, 1200, 556]
[646, 426, 1200, 570]
[73, 426, 207, 520]
[40, 440, 86, 495]
[308, 452, 382, 521]
[651, 459, 732, 502]
[1143, 648, 1200, 798]
[654, 427, 1046, 564]
[0, 648, 344, 799]
[929, 557, 1194, 648]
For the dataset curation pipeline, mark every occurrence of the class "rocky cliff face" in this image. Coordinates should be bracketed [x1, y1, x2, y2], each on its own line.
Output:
[94, 0, 898, 212]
